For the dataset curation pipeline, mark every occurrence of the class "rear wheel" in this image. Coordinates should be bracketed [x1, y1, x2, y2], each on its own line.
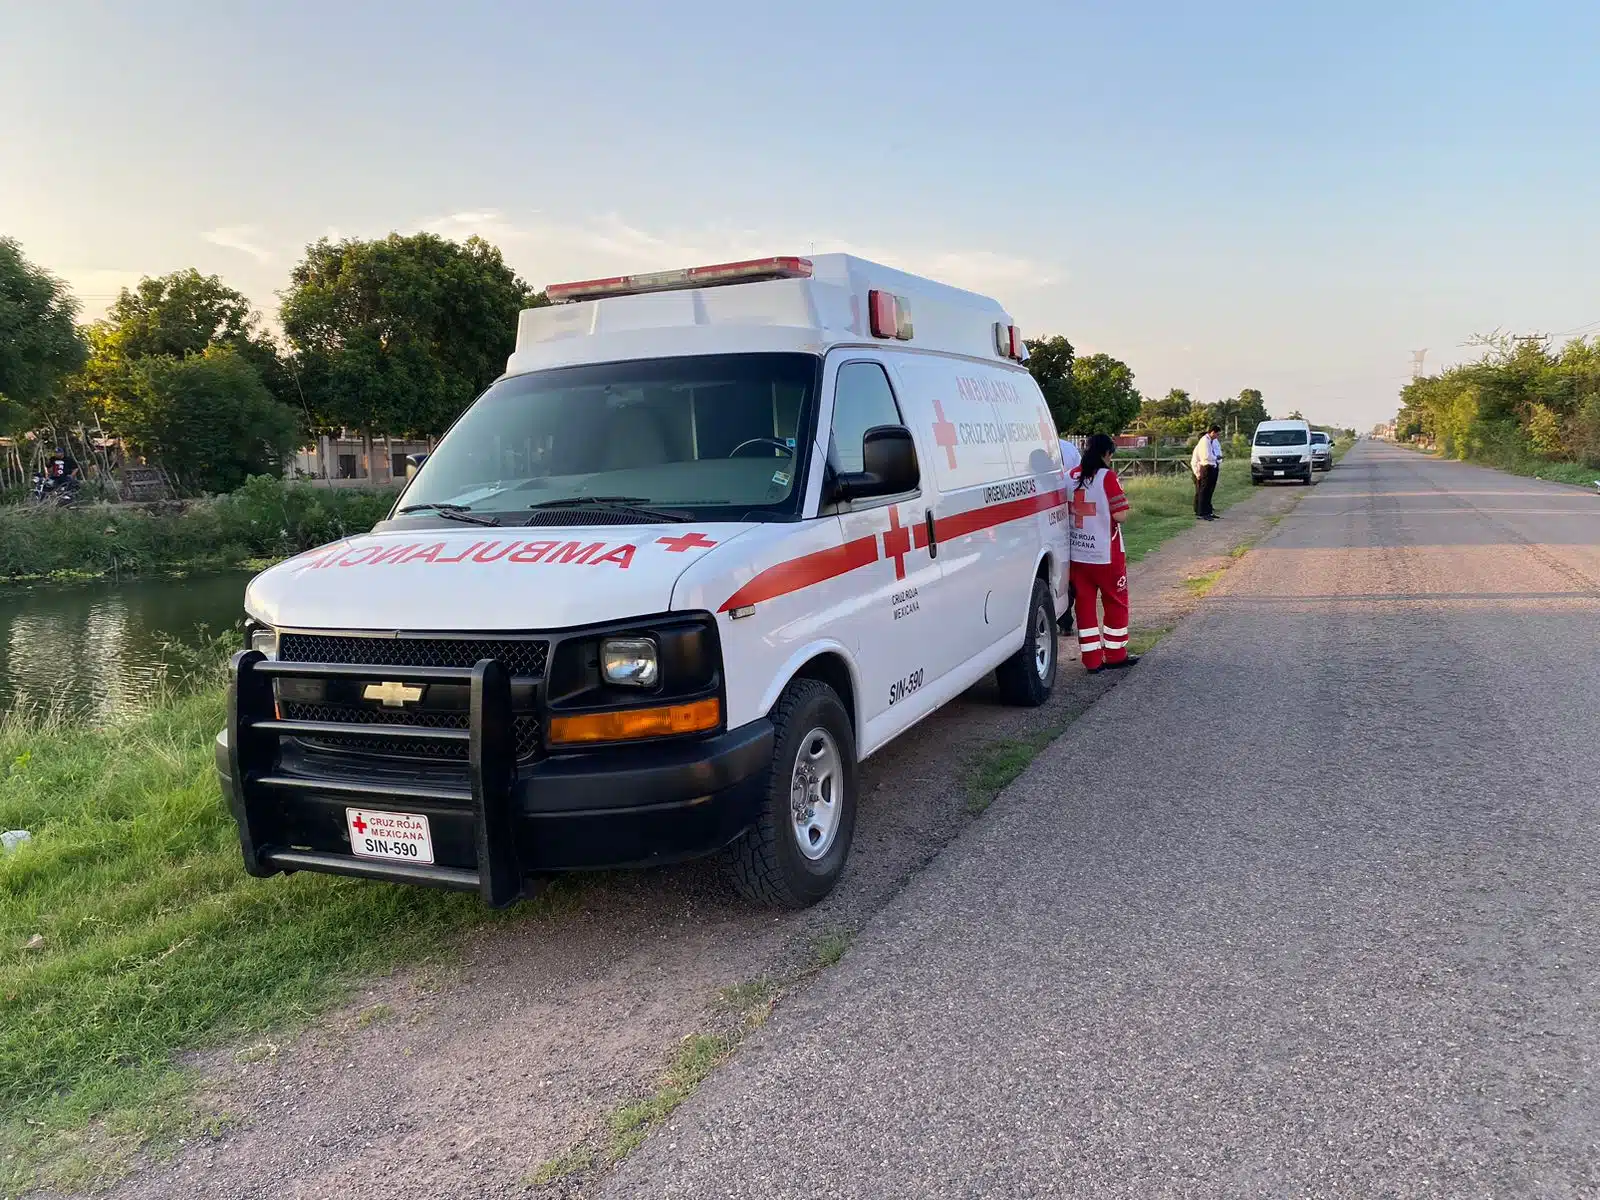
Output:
[996, 576, 1058, 707]
[722, 678, 857, 909]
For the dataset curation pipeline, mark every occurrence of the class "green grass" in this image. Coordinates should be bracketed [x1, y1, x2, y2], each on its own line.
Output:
[963, 726, 1068, 815]
[0, 691, 559, 1195]
[1118, 460, 1253, 562]
[811, 928, 854, 968]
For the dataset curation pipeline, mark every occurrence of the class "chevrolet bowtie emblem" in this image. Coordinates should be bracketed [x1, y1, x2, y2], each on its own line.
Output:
[363, 681, 424, 708]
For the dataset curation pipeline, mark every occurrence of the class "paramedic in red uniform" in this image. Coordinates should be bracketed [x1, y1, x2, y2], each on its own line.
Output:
[1068, 433, 1139, 673]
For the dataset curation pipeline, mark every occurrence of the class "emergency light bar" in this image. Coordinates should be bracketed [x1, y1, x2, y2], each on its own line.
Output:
[545, 256, 814, 304]
[994, 322, 1023, 361]
[869, 290, 914, 341]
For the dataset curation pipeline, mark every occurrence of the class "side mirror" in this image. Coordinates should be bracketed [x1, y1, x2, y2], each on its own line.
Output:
[405, 453, 429, 481]
[831, 425, 920, 502]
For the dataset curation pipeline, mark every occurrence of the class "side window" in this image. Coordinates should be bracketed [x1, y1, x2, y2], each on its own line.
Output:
[829, 362, 903, 474]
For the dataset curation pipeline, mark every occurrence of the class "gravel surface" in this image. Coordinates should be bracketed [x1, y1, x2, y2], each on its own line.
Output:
[605, 442, 1600, 1199]
[63, 464, 1305, 1200]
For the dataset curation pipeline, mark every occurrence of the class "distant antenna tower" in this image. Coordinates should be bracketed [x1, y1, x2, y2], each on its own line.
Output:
[1409, 349, 1428, 379]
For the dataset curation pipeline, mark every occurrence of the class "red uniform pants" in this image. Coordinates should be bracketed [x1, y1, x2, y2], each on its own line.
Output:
[1069, 559, 1129, 669]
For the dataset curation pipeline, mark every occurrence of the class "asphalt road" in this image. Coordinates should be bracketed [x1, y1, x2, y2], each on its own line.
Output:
[604, 442, 1600, 1198]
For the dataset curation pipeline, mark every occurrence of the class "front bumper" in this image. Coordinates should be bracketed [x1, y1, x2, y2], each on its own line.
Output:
[1252, 461, 1313, 480]
[217, 651, 772, 906]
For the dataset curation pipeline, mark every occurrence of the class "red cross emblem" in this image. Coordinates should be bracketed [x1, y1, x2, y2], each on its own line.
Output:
[883, 506, 913, 580]
[351, 813, 368, 834]
[930, 398, 959, 469]
[656, 532, 718, 553]
[1069, 490, 1098, 529]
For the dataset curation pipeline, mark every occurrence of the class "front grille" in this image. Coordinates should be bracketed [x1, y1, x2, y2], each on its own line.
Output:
[276, 633, 548, 763]
[279, 633, 548, 677]
[280, 699, 542, 762]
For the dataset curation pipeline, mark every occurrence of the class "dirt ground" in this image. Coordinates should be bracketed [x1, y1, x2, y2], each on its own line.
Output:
[56, 482, 1307, 1200]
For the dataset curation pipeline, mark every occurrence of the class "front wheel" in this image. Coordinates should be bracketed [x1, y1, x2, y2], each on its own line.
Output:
[722, 678, 858, 909]
[995, 576, 1058, 707]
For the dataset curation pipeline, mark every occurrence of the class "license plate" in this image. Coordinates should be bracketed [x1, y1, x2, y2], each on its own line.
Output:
[346, 808, 434, 864]
[1273, 470, 1284, 476]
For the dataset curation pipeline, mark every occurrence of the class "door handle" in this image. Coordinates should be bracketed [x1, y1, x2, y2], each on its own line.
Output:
[924, 509, 938, 560]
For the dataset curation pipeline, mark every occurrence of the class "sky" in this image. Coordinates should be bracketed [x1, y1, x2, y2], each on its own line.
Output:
[3, 0, 1598, 431]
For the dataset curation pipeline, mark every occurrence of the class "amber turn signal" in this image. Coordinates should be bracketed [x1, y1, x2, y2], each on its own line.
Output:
[547, 698, 721, 746]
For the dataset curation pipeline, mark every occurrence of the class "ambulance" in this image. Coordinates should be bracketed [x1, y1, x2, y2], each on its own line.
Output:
[220, 255, 1072, 910]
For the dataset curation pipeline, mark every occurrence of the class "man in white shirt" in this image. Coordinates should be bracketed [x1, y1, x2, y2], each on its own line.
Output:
[1191, 424, 1222, 520]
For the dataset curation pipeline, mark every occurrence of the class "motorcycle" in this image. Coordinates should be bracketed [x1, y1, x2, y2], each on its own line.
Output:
[30, 473, 80, 507]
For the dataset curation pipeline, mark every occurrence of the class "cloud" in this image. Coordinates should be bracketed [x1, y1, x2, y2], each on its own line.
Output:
[202, 225, 274, 263]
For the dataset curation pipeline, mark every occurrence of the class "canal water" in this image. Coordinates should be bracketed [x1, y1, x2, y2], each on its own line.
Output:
[0, 573, 251, 724]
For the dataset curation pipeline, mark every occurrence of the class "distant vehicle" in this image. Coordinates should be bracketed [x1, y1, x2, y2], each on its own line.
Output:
[1250, 419, 1315, 486]
[1309, 430, 1333, 471]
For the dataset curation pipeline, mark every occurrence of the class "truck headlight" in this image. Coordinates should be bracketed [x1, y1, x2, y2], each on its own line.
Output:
[249, 625, 279, 659]
[601, 637, 659, 687]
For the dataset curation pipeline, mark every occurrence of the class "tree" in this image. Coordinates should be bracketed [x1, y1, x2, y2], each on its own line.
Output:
[1235, 388, 1268, 431]
[113, 348, 300, 493]
[1023, 335, 1076, 431]
[1069, 353, 1141, 436]
[76, 269, 295, 423]
[1138, 388, 1194, 441]
[0, 237, 87, 429]
[280, 233, 540, 441]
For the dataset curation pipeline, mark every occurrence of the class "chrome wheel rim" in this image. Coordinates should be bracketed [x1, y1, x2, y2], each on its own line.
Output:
[790, 727, 843, 861]
[1033, 604, 1053, 680]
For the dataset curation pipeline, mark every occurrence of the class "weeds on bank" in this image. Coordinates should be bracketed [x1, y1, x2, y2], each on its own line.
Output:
[0, 689, 576, 1194]
[1120, 461, 1253, 561]
[963, 725, 1069, 815]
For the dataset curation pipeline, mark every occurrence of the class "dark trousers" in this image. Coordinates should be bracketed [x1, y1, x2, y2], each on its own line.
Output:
[1194, 465, 1218, 516]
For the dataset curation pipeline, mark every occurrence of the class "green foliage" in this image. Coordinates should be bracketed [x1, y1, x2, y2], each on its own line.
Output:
[0, 238, 87, 429]
[115, 349, 300, 494]
[0, 477, 395, 580]
[1023, 335, 1076, 431]
[0, 690, 530, 1192]
[281, 232, 541, 438]
[73, 269, 296, 420]
[1397, 335, 1600, 470]
[1069, 353, 1142, 436]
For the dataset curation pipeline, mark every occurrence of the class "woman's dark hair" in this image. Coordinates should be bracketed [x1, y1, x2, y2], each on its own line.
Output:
[1078, 433, 1116, 486]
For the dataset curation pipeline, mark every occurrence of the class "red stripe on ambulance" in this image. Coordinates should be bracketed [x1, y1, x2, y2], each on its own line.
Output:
[717, 488, 1070, 611]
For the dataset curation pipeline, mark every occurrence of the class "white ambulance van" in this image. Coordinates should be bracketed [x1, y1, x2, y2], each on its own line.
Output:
[221, 255, 1071, 909]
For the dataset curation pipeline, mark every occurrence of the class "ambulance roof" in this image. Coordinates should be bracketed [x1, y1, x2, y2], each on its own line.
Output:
[505, 254, 1022, 377]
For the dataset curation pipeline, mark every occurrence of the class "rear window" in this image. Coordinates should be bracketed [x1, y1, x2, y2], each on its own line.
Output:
[1255, 428, 1308, 446]
[1310, 432, 1330, 445]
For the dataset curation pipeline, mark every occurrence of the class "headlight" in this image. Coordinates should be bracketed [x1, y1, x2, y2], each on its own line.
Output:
[601, 637, 659, 687]
[249, 625, 279, 659]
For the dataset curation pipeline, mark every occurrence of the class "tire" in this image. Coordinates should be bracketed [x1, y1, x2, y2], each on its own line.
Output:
[995, 576, 1058, 707]
[721, 678, 858, 909]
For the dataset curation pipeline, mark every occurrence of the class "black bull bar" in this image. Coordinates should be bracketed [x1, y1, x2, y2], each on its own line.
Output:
[225, 649, 524, 907]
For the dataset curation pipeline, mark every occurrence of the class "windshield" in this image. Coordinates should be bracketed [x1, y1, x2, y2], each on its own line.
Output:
[1255, 428, 1309, 447]
[394, 353, 820, 523]
[1310, 432, 1330, 445]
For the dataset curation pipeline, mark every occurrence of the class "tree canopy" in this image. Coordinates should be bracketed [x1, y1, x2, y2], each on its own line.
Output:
[0, 237, 88, 429]
[74, 269, 295, 426]
[1023, 335, 1076, 432]
[115, 348, 300, 493]
[280, 233, 541, 438]
[1397, 334, 1600, 467]
[1069, 353, 1142, 436]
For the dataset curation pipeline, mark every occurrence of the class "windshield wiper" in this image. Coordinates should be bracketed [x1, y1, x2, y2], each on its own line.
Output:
[395, 502, 500, 527]
[526, 496, 691, 524]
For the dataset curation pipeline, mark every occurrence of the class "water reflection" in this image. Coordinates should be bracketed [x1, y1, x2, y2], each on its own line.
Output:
[0, 574, 250, 723]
